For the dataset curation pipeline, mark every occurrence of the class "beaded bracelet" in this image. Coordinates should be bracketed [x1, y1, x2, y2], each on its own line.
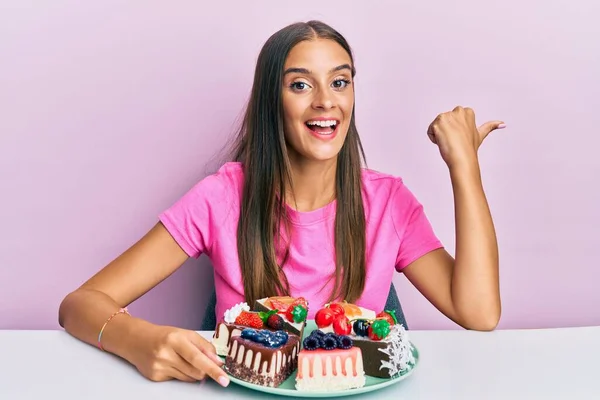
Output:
[97, 307, 130, 351]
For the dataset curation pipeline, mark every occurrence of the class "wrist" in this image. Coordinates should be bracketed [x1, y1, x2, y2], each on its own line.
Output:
[448, 156, 481, 181]
[101, 314, 150, 363]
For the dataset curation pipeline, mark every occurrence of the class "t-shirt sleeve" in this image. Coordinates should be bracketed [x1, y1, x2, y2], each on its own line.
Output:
[158, 174, 226, 259]
[391, 179, 444, 271]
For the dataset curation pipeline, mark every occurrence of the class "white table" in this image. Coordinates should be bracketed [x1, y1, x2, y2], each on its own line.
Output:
[2, 326, 599, 399]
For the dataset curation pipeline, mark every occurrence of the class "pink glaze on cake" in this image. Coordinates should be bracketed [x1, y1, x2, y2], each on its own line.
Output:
[296, 347, 365, 391]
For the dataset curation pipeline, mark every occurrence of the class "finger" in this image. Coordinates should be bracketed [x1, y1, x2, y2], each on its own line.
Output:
[168, 365, 198, 383]
[188, 332, 224, 366]
[427, 126, 437, 144]
[176, 339, 230, 387]
[173, 353, 207, 381]
[464, 107, 477, 128]
[427, 123, 437, 144]
[478, 120, 506, 140]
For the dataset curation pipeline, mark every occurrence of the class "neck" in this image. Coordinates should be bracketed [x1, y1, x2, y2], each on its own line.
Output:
[285, 154, 337, 212]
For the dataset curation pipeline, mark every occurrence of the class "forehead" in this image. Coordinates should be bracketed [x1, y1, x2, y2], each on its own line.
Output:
[284, 39, 352, 72]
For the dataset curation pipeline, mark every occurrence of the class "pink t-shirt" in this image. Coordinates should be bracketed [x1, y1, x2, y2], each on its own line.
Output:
[159, 162, 443, 321]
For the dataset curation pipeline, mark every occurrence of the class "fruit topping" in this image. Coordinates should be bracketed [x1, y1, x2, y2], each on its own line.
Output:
[336, 335, 353, 350]
[310, 329, 326, 339]
[328, 303, 345, 318]
[234, 311, 264, 329]
[352, 319, 371, 337]
[266, 313, 284, 330]
[295, 297, 309, 309]
[321, 335, 338, 350]
[265, 297, 292, 312]
[315, 307, 335, 328]
[286, 304, 308, 323]
[303, 335, 322, 351]
[241, 328, 258, 340]
[368, 319, 391, 341]
[303, 331, 354, 351]
[376, 310, 398, 325]
[329, 301, 362, 317]
[241, 328, 289, 348]
[323, 332, 338, 339]
[332, 314, 352, 335]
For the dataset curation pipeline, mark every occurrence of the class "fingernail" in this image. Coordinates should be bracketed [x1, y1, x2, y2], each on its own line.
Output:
[218, 376, 230, 387]
[498, 123, 506, 129]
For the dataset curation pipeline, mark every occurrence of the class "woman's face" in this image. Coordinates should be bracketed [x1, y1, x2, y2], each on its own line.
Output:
[281, 39, 355, 163]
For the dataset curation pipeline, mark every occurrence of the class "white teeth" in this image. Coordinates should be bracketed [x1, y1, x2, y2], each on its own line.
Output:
[306, 120, 337, 127]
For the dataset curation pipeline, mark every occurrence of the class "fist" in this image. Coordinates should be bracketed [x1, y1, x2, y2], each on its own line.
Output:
[427, 106, 505, 168]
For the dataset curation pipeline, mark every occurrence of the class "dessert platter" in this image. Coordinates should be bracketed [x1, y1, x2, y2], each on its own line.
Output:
[212, 297, 420, 397]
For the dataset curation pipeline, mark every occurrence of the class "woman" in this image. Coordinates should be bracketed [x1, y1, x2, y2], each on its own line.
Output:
[58, 20, 503, 388]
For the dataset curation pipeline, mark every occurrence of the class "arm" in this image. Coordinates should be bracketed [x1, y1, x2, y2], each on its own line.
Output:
[58, 222, 229, 385]
[403, 161, 500, 330]
[58, 222, 188, 356]
[402, 106, 503, 331]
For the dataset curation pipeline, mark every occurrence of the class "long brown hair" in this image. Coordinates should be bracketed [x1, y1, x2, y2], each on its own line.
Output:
[228, 20, 367, 307]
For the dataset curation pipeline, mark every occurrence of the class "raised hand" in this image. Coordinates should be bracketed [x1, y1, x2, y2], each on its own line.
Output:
[427, 106, 505, 168]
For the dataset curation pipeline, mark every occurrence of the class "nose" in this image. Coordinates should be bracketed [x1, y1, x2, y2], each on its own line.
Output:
[311, 87, 335, 110]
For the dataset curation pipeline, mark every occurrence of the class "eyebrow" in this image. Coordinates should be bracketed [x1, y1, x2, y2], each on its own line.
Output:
[283, 63, 354, 76]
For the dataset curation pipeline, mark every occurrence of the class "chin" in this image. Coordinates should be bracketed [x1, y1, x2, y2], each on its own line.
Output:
[305, 154, 339, 163]
[300, 143, 344, 162]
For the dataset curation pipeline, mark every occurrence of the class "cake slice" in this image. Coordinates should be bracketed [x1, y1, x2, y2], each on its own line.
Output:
[225, 328, 300, 388]
[253, 296, 309, 336]
[351, 323, 416, 378]
[313, 304, 416, 378]
[295, 331, 365, 392]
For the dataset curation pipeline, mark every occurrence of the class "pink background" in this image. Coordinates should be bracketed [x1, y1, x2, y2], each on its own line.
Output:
[2, 1, 599, 330]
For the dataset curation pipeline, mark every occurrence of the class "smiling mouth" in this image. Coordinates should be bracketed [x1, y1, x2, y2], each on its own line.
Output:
[305, 120, 338, 135]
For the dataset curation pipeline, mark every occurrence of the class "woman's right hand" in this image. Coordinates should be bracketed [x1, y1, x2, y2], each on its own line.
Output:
[130, 323, 230, 387]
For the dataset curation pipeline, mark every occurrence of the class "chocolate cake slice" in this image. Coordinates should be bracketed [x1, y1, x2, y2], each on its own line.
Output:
[351, 324, 416, 378]
[225, 328, 300, 388]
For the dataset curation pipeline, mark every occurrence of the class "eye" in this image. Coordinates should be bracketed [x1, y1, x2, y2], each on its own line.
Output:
[290, 81, 310, 91]
[332, 79, 351, 90]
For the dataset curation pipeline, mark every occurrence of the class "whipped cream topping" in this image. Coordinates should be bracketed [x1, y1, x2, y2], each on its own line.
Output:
[378, 324, 416, 377]
[224, 302, 250, 324]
